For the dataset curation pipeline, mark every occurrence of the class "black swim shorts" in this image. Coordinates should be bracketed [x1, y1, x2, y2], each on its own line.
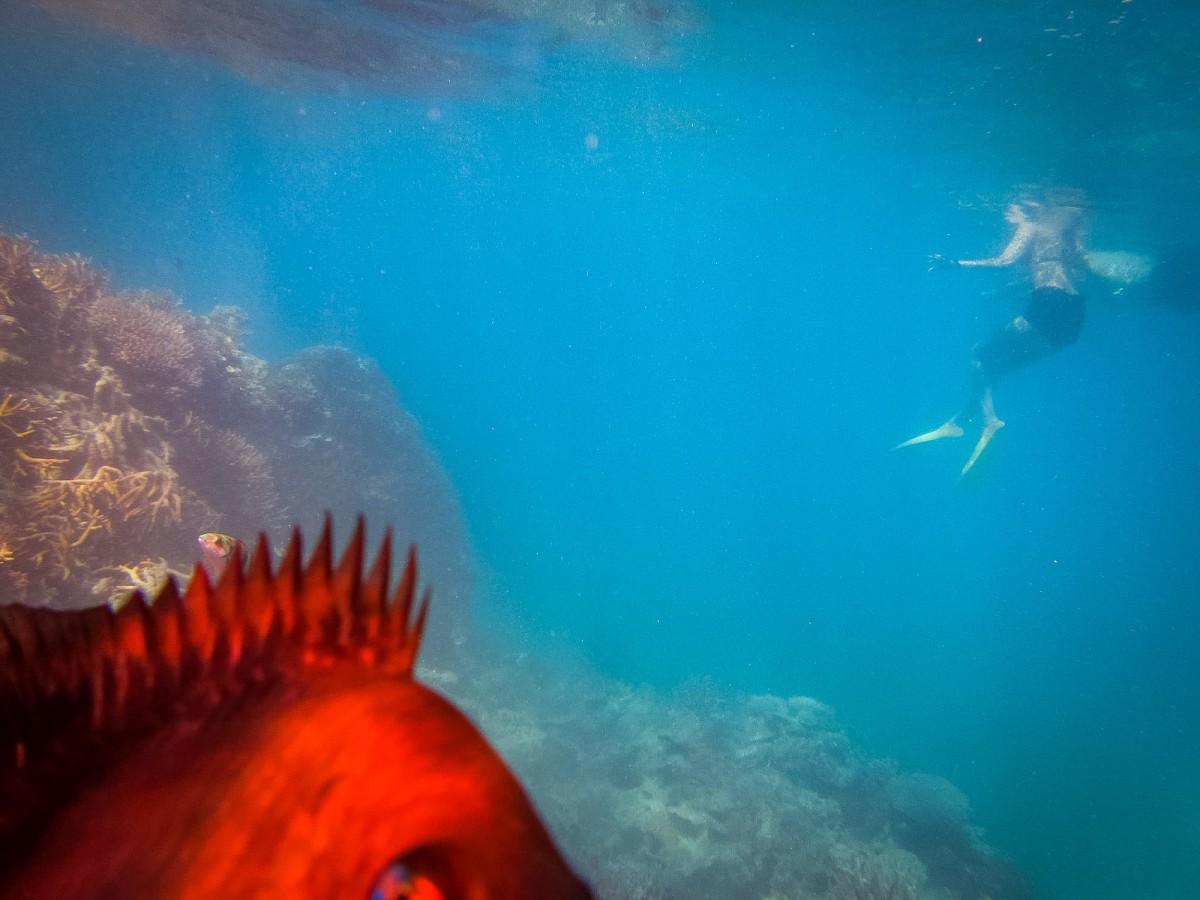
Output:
[1023, 286, 1086, 349]
[972, 287, 1086, 378]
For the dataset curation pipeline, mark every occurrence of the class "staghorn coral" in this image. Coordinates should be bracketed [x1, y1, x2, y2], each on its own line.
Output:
[2, 385, 209, 606]
[90, 555, 189, 608]
[0, 235, 279, 608]
[0, 233, 472, 641]
[0, 235, 104, 385]
[0, 394, 33, 438]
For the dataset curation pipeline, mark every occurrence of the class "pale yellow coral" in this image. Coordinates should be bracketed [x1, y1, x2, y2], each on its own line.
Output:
[32, 253, 92, 296]
[15, 448, 70, 480]
[93, 556, 187, 609]
[91, 363, 129, 410]
[68, 506, 112, 548]
[0, 393, 34, 438]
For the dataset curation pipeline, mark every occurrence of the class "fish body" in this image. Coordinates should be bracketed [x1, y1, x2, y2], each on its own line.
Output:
[197, 531, 245, 580]
[0, 518, 592, 899]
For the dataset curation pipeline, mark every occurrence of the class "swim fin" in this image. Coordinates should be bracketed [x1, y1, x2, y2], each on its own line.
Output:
[959, 417, 1005, 478]
[894, 418, 964, 450]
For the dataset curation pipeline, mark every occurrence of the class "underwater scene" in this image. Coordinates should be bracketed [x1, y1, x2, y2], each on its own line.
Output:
[1, 0, 1198, 897]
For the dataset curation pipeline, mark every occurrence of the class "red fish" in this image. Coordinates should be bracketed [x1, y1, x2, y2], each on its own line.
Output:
[0, 517, 593, 899]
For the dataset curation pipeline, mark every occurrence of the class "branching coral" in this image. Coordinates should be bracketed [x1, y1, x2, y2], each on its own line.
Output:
[2, 230, 473, 667]
[0, 237, 246, 608]
[91, 556, 188, 608]
[4, 386, 204, 605]
[168, 416, 285, 538]
[0, 394, 34, 438]
[88, 291, 204, 395]
[0, 235, 105, 386]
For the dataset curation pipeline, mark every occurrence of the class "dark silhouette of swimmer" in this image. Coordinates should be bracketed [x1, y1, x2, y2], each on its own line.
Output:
[898, 190, 1093, 477]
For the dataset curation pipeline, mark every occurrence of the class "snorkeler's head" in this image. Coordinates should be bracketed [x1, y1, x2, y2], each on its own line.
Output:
[1012, 185, 1089, 216]
[1005, 202, 1034, 225]
[1008, 187, 1090, 237]
[1043, 186, 1089, 209]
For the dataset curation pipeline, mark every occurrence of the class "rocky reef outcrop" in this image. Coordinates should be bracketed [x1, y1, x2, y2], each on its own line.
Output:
[0, 233, 473, 643]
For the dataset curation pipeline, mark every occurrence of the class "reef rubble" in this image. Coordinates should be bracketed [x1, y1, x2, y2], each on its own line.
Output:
[433, 653, 1031, 900]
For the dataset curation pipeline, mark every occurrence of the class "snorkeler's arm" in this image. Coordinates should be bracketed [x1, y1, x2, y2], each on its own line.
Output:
[957, 221, 1034, 268]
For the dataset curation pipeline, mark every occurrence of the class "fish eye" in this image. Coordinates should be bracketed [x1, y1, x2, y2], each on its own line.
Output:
[368, 858, 445, 900]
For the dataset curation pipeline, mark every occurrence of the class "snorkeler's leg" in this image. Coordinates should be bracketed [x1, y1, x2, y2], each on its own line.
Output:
[895, 358, 982, 450]
[959, 386, 1005, 477]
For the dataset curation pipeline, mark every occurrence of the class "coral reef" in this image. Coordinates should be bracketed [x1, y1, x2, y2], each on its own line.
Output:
[89, 291, 205, 394]
[0, 234, 472, 629]
[0, 379, 215, 607]
[432, 657, 1031, 900]
[1, 232, 1027, 897]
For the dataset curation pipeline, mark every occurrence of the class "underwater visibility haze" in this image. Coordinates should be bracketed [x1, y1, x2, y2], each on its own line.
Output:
[1, 0, 1198, 897]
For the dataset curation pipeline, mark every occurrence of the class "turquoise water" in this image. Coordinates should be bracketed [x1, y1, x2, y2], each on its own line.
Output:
[2, 1, 1198, 897]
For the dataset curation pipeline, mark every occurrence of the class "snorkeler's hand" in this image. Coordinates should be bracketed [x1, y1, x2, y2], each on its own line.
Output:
[927, 253, 959, 271]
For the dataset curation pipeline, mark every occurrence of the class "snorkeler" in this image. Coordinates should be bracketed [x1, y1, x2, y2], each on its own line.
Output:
[898, 190, 1092, 477]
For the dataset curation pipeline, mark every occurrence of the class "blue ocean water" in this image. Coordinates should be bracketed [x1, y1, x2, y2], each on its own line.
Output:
[1, 1, 1198, 897]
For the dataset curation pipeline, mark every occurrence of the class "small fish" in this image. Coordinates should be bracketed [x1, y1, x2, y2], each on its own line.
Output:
[197, 531, 245, 580]
[0, 517, 593, 899]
